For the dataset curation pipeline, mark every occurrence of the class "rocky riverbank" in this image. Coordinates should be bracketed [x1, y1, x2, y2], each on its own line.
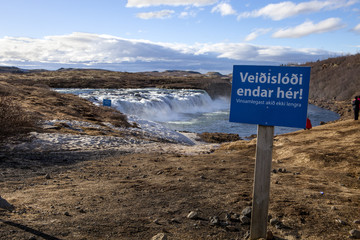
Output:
[309, 98, 352, 119]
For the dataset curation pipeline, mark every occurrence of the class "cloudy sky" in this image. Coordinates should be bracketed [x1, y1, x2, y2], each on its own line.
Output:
[0, 0, 359, 73]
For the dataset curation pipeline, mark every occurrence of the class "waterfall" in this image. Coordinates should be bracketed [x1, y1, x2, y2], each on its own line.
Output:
[56, 88, 229, 122]
[109, 89, 228, 122]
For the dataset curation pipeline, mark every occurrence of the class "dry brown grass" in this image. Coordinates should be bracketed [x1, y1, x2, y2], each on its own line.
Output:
[0, 81, 133, 140]
[1, 119, 360, 239]
[0, 96, 39, 140]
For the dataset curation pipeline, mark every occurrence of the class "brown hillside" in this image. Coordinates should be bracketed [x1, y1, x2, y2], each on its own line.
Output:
[0, 81, 131, 135]
[304, 53, 360, 101]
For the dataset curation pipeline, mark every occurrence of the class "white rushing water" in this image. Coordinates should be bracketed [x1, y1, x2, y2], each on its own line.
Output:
[56, 88, 229, 122]
[56, 88, 340, 138]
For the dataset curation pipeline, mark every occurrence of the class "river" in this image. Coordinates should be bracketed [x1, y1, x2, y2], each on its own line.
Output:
[56, 88, 340, 138]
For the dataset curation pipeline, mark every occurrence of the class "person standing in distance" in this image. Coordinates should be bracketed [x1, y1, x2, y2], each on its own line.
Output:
[352, 96, 360, 120]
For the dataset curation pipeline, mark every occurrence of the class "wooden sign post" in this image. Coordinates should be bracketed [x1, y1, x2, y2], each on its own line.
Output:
[229, 65, 311, 240]
[250, 125, 274, 239]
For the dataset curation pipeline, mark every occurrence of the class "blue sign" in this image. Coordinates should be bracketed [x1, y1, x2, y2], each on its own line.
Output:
[229, 65, 311, 128]
[103, 99, 112, 107]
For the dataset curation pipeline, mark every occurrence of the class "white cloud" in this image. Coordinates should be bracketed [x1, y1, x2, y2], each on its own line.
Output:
[0, 32, 336, 72]
[179, 10, 198, 18]
[352, 23, 360, 33]
[126, 0, 218, 8]
[244, 28, 272, 41]
[136, 10, 175, 19]
[272, 18, 345, 38]
[238, 0, 357, 21]
[179, 11, 190, 18]
[211, 2, 236, 16]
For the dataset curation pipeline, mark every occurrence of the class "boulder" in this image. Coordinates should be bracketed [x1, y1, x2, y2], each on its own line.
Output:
[151, 233, 167, 240]
[0, 196, 14, 211]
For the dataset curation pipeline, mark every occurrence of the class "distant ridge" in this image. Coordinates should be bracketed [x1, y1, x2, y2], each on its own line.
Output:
[0, 66, 26, 73]
[0, 68, 232, 99]
[1, 53, 359, 101]
[0, 66, 48, 73]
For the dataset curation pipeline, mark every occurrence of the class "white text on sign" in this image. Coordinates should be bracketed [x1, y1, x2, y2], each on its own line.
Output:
[236, 86, 303, 100]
